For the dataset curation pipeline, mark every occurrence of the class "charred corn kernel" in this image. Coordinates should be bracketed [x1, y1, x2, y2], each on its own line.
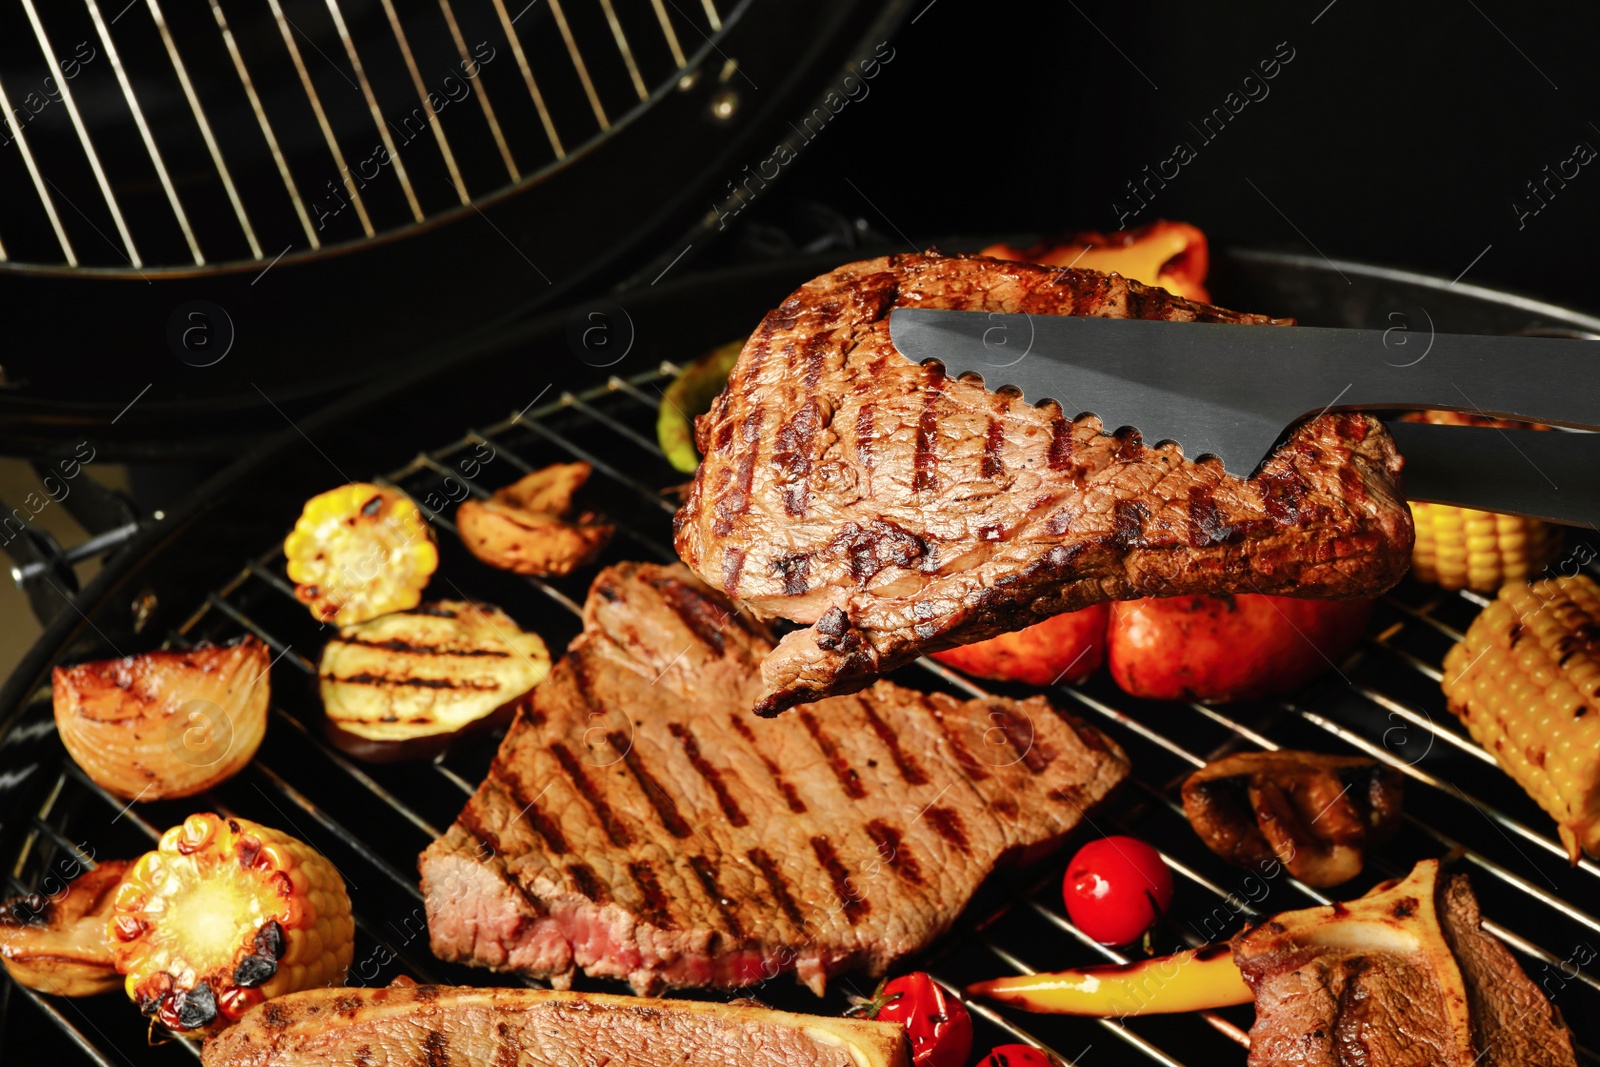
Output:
[1410, 501, 1562, 592]
[108, 814, 353, 1036]
[1442, 575, 1600, 863]
[284, 484, 437, 625]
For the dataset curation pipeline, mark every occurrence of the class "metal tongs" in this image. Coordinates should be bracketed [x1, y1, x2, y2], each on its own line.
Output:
[889, 309, 1600, 527]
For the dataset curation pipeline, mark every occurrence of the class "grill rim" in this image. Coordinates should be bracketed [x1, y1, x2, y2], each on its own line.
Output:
[4, 246, 1600, 1064]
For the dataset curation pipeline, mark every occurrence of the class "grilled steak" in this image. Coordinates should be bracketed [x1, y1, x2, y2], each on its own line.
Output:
[674, 252, 1413, 715]
[420, 562, 1129, 995]
[1234, 868, 1576, 1067]
[201, 985, 909, 1067]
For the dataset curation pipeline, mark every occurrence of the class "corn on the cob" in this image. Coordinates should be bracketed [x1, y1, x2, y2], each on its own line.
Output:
[1404, 410, 1561, 592]
[108, 814, 353, 1035]
[1410, 501, 1563, 592]
[284, 484, 437, 625]
[1441, 575, 1600, 862]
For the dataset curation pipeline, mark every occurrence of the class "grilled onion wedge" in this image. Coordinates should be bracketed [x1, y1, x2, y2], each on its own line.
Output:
[0, 859, 130, 997]
[53, 638, 270, 800]
[318, 601, 550, 758]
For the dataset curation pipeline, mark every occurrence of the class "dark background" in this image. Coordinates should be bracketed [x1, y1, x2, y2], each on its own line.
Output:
[721, 0, 1600, 315]
[2, 3, 1599, 1060]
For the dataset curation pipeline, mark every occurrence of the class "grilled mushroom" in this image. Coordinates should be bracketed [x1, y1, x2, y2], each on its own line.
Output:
[1181, 751, 1402, 886]
[457, 462, 614, 577]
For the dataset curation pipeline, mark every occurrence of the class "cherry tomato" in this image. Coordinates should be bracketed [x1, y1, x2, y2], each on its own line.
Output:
[852, 972, 972, 1067]
[1063, 835, 1174, 945]
[977, 1043, 1062, 1066]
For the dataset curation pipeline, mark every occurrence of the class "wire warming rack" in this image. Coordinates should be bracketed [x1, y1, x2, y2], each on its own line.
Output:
[3, 364, 1598, 1064]
[0, 0, 728, 269]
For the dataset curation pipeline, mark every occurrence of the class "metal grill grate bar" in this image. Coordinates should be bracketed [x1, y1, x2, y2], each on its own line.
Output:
[0, 69, 75, 265]
[84, 0, 204, 265]
[142, 0, 263, 260]
[20, 0, 141, 267]
[11, 985, 121, 1067]
[488, 0, 566, 158]
[437, 0, 521, 182]
[647, 0, 689, 69]
[322, 0, 426, 222]
[376, 0, 472, 203]
[222, 0, 325, 248]
[547, 0, 611, 129]
[598, 0, 650, 100]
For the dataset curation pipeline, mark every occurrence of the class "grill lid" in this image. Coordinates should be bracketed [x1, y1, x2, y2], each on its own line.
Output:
[0, 0, 910, 456]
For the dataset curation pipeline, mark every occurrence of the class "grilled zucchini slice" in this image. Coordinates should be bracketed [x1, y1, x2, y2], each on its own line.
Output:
[318, 601, 550, 747]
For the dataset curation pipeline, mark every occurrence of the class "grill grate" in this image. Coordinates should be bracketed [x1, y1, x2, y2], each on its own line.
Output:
[5, 365, 1599, 1063]
[0, 0, 726, 269]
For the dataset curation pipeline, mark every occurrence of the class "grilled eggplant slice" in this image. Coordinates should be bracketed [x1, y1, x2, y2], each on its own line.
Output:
[0, 859, 129, 996]
[319, 601, 550, 759]
[456, 462, 614, 576]
[1182, 751, 1402, 886]
[53, 638, 270, 800]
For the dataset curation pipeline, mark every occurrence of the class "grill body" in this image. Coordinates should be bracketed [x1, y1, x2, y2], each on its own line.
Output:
[2, 248, 1599, 1064]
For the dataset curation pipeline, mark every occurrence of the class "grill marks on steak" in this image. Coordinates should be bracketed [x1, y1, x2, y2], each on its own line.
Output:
[1439, 875, 1578, 1067]
[420, 562, 1129, 995]
[674, 253, 1414, 715]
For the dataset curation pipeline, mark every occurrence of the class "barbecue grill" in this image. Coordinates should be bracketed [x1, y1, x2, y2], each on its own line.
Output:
[2, 248, 1599, 1064]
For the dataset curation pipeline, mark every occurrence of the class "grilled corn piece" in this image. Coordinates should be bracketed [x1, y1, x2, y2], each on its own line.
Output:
[108, 814, 353, 1035]
[284, 484, 438, 625]
[1442, 575, 1600, 862]
[319, 600, 551, 743]
[1411, 501, 1562, 592]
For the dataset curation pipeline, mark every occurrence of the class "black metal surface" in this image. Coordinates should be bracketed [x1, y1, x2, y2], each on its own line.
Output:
[2, 249, 1599, 1064]
[891, 307, 1600, 479]
[1383, 421, 1600, 527]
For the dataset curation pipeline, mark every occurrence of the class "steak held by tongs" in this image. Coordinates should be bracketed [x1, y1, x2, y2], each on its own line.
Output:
[674, 252, 1413, 715]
